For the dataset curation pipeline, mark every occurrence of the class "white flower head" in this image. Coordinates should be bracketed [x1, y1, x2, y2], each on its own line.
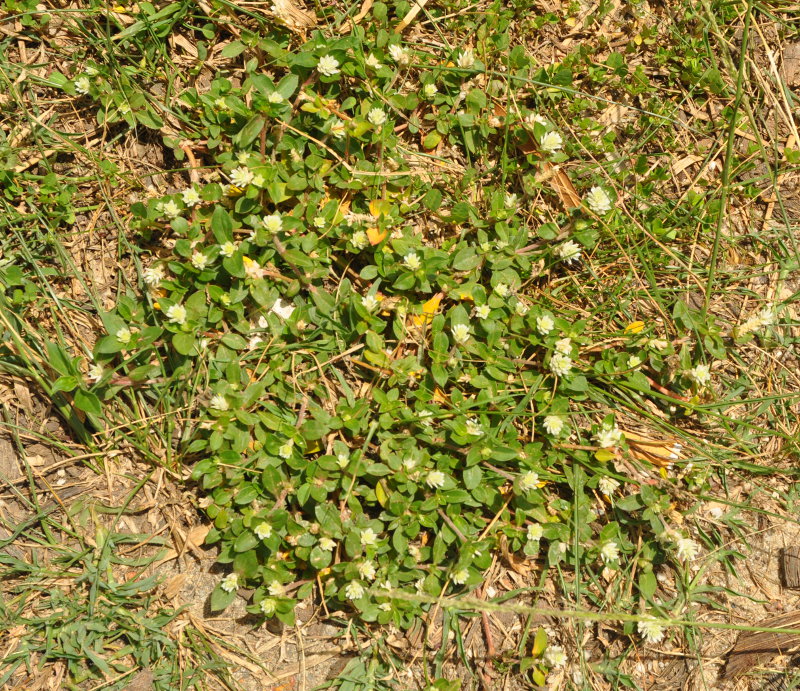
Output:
[220, 241, 237, 257]
[278, 440, 294, 459]
[388, 44, 410, 66]
[598, 476, 621, 496]
[360, 528, 378, 547]
[362, 293, 381, 312]
[365, 53, 382, 70]
[262, 213, 282, 233]
[465, 417, 482, 436]
[585, 186, 612, 214]
[162, 200, 181, 219]
[526, 523, 543, 541]
[451, 323, 471, 345]
[557, 240, 582, 264]
[600, 541, 620, 563]
[268, 580, 285, 596]
[475, 304, 491, 320]
[536, 314, 555, 335]
[345, 580, 365, 600]
[313, 215, 326, 228]
[209, 394, 229, 411]
[426, 470, 446, 489]
[319, 537, 336, 551]
[259, 598, 276, 615]
[638, 616, 666, 644]
[514, 301, 529, 316]
[494, 283, 510, 298]
[166, 303, 187, 325]
[544, 645, 567, 668]
[358, 560, 377, 581]
[543, 415, 564, 436]
[595, 423, 623, 449]
[367, 108, 387, 126]
[540, 131, 563, 153]
[452, 568, 469, 585]
[330, 118, 346, 139]
[230, 167, 254, 188]
[336, 453, 349, 468]
[422, 82, 438, 98]
[87, 363, 104, 383]
[74, 76, 91, 95]
[182, 187, 202, 207]
[191, 251, 209, 270]
[554, 337, 572, 355]
[116, 327, 132, 345]
[220, 573, 239, 593]
[519, 471, 539, 492]
[504, 192, 518, 209]
[688, 363, 711, 386]
[403, 251, 421, 271]
[549, 353, 572, 377]
[255, 523, 272, 540]
[525, 112, 549, 126]
[143, 265, 164, 286]
[268, 91, 284, 103]
[317, 55, 340, 77]
[457, 48, 475, 69]
[627, 355, 642, 368]
[675, 537, 700, 561]
[352, 230, 368, 249]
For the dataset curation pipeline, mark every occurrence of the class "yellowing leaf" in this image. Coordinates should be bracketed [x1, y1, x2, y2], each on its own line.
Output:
[366, 227, 387, 245]
[624, 430, 683, 467]
[595, 449, 617, 462]
[531, 627, 548, 656]
[457, 289, 474, 302]
[433, 386, 448, 404]
[376, 480, 388, 507]
[564, 16, 577, 27]
[304, 440, 322, 454]
[411, 292, 443, 326]
[369, 198, 391, 218]
[624, 321, 645, 334]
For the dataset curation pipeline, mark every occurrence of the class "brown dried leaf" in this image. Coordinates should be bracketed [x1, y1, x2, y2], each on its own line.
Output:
[539, 161, 581, 210]
[723, 610, 800, 680]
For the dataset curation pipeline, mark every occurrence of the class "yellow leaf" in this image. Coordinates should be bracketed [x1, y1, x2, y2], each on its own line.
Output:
[564, 16, 577, 27]
[595, 449, 617, 462]
[624, 321, 645, 334]
[376, 480, 388, 507]
[369, 198, 391, 218]
[304, 440, 322, 454]
[433, 386, 448, 404]
[457, 289, 474, 302]
[366, 227, 387, 245]
[531, 627, 548, 656]
[411, 292, 442, 326]
[634, 33, 643, 45]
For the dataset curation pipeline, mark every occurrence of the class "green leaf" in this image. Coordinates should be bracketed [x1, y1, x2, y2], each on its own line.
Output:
[463, 465, 482, 490]
[233, 115, 266, 149]
[210, 586, 237, 612]
[221, 41, 247, 58]
[74, 389, 102, 416]
[638, 571, 657, 600]
[211, 206, 233, 242]
[172, 332, 196, 355]
[233, 530, 258, 553]
[52, 375, 80, 393]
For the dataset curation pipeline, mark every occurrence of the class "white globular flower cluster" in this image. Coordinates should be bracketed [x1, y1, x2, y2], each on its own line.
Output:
[600, 541, 620, 563]
[638, 616, 666, 644]
[519, 471, 539, 492]
[549, 353, 572, 377]
[451, 323, 471, 345]
[367, 108, 387, 126]
[542, 415, 565, 436]
[595, 423, 623, 449]
[166, 303, 187, 325]
[388, 44, 410, 66]
[426, 470, 446, 489]
[317, 55, 340, 77]
[230, 167, 254, 188]
[544, 645, 567, 668]
[345, 580, 365, 600]
[143, 265, 164, 286]
[557, 240, 582, 264]
[536, 314, 555, 335]
[687, 363, 712, 386]
[675, 537, 700, 561]
[585, 186, 612, 214]
[598, 476, 621, 496]
[220, 573, 239, 593]
[540, 131, 563, 153]
[456, 48, 475, 69]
